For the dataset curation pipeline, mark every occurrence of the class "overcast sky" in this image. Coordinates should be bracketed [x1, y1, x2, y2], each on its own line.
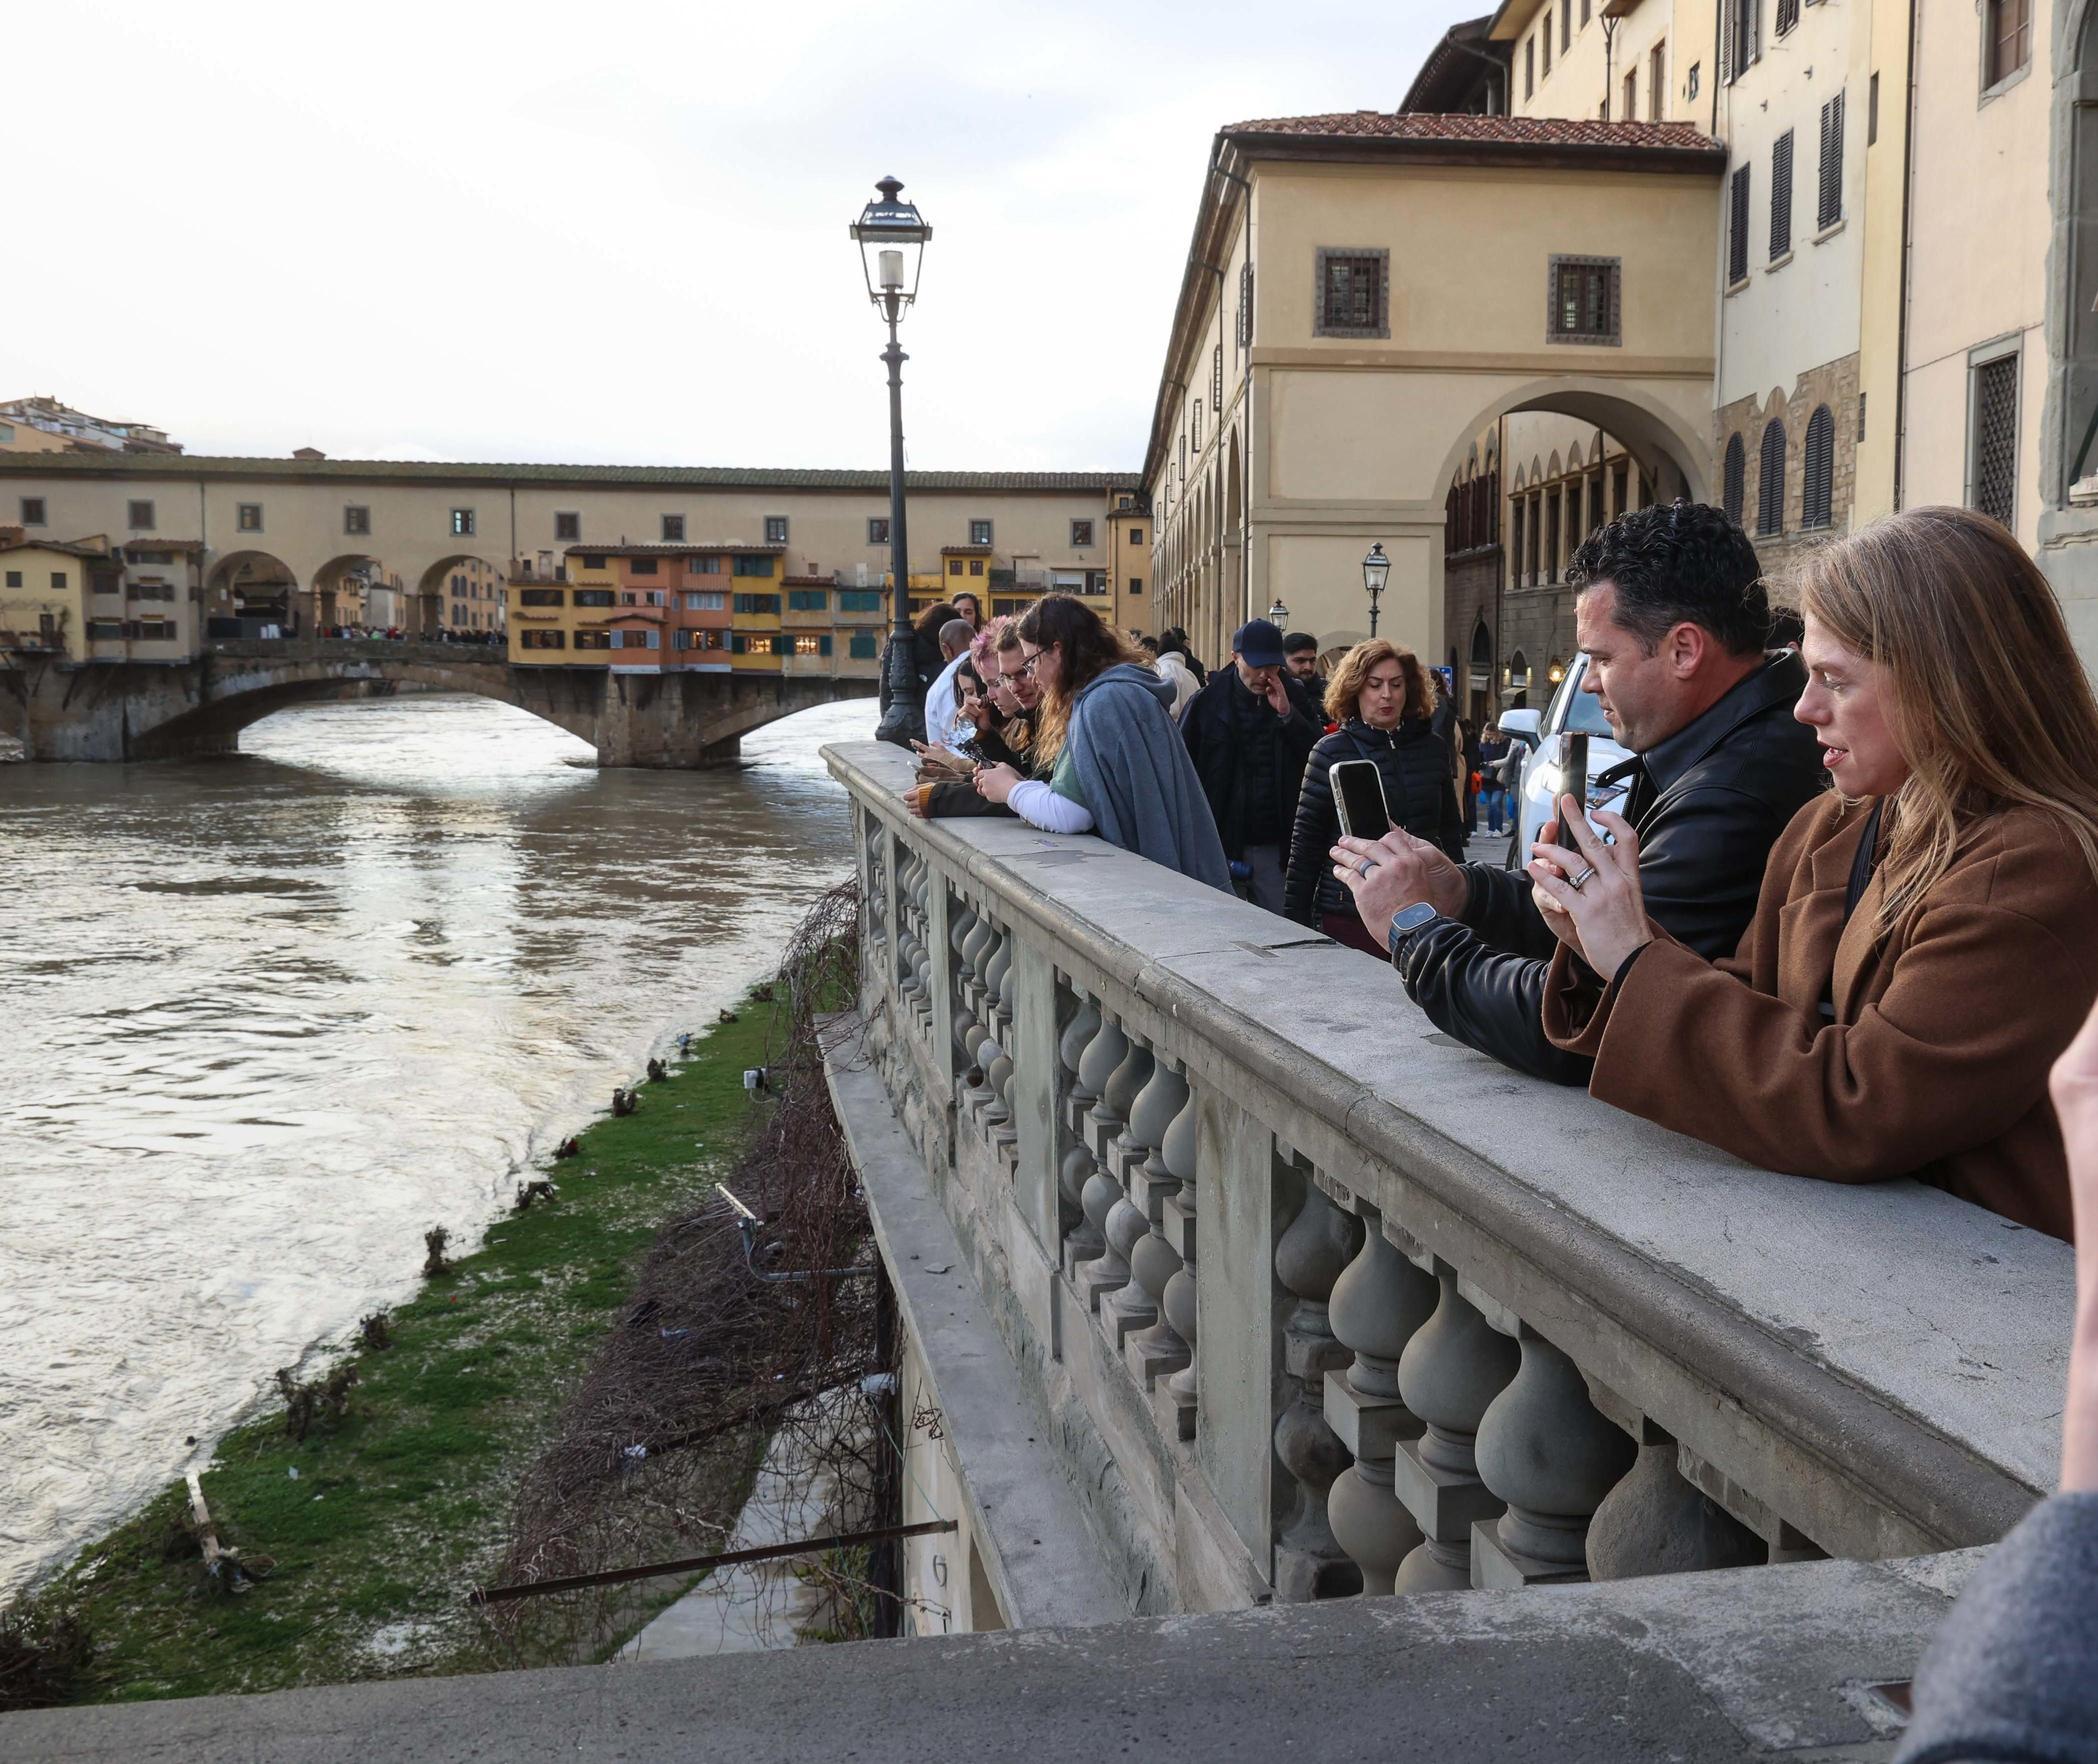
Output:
[10, 0, 1477, 471]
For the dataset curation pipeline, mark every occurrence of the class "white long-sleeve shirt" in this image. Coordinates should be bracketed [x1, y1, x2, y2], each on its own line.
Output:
[1008, 779, 1094, 833]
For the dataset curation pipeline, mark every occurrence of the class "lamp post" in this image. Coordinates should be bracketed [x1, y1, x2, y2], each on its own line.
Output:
[850, 176, 933, 744]
[1362, 542, 1389, 638]
[1267, 597, 1289, 625]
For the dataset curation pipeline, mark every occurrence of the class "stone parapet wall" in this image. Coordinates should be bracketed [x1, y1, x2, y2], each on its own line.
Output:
[832, 737, 2066, 1620]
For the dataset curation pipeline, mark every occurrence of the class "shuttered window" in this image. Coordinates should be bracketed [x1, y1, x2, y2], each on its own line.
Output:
[1237, 261, 1253, 352]
[1728, 165, 1751, 285]
[1802, 406, 1835, 530]
[1817, 91, 1845, 230]
[1722, 0, 1758, 84]
[1971, 355, 2020, 529]
[1757, 419, 1787, 536]
[1723, 434, 1747, 524]
[1212, 342, 1223, 411]
[1776, 0, 1799, 34]
[1770, 130, 1794, 260]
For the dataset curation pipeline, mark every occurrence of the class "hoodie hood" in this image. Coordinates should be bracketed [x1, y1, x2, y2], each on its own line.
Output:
[1077, 660, 1175, 708]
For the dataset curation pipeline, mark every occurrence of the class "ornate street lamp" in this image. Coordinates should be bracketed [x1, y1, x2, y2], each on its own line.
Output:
[1267, 597, 1289, 625]
[1362, 542, 1389, 638]
[850, 176, 933, 744]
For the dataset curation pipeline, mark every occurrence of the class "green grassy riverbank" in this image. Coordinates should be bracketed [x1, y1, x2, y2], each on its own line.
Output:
[5, 997, 784, 1705]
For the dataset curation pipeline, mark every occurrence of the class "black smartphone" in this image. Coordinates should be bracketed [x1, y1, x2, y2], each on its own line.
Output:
[1554, 731, 1589, 852]
[1330, 760, 1391, 841]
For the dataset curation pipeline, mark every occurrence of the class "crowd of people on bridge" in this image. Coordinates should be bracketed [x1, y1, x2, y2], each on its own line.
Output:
[883, 502, 2098, 1755]
[890, 500, 2098, 1246]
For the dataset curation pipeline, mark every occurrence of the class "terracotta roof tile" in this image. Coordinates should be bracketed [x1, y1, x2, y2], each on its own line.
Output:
[1224, 111, 1723, 154]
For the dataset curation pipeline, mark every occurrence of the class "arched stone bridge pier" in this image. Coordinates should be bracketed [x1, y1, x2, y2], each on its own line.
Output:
[1, 641, 875, 766]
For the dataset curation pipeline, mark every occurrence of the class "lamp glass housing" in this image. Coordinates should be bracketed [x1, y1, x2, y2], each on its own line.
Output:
[1361, 542, 1390, 601]
[849, 176, 932, 313]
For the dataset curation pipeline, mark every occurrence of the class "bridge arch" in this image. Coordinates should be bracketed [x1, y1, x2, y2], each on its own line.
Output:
[23, 638, 877, 766]
[205, 550, 301, 636]
[311, 553, 398, 631]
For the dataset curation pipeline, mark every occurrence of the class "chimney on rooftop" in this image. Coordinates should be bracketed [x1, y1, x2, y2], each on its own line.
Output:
[293, 446, 325, 461]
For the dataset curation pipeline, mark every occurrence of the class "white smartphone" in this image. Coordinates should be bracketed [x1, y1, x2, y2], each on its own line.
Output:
[1330, 760, 1391, 841]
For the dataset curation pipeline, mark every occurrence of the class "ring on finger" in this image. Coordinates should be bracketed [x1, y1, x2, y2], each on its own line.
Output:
[1357, 859, 1375, 879]
[1568, 865, 1598, 891]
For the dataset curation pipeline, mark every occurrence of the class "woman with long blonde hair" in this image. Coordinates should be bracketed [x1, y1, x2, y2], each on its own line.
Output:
[973, 595, 1230, 889]
[1531, 507, 2098, 1237]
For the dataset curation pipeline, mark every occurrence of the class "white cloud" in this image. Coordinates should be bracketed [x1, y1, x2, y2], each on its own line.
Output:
[7, 0, 1477, 469]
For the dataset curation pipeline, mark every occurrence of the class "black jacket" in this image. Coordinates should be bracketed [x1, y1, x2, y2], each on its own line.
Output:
[1397, 652, 1826, 1083]
[1180, 668, 1324, 859]
[1285, 719, 1466, 924]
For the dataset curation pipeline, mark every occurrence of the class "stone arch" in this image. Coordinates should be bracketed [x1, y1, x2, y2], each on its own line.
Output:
[204, 550, 301, 636]
[1427, 377, 1714, 511]
[312, 553, 398, 631]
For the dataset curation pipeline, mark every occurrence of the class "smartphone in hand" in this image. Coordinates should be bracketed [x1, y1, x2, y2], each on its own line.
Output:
[1554, 731, 1589, 852]
[1330, 760, 1392, 841]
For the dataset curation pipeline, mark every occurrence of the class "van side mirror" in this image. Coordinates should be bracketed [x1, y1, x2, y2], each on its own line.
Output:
[1498, 708, 1542, 748]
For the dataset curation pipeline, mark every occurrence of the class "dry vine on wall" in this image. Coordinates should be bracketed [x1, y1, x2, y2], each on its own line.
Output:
[484, 877, 902, 1658]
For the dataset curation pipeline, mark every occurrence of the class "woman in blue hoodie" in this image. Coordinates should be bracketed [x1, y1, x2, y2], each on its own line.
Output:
[974, 595, 1231, 892]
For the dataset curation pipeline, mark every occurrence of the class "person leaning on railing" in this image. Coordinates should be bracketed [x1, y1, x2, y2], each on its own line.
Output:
[906, 619, 1037, 822]
[1531, 507, 2098, 1240]
[972, 594, 1233, 891]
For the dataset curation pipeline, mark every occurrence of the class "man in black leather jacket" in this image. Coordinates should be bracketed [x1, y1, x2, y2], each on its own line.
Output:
[1331, 502, 1826, 1084]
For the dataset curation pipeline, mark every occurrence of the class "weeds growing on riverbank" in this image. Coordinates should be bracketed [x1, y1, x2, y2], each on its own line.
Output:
[2, 998, 787, 1706]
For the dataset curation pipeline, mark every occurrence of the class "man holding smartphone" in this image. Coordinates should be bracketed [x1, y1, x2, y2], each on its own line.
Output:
[1330, 502, 1824, 1084]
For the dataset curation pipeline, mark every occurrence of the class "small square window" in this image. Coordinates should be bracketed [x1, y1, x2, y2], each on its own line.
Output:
[128, 500, 155, 531]
[555, 511, 581, 541]
[344, 505, 371, 536]
[764, 515, 789, 544]
[3, 570, 19, 588]
[1546, 256, 1621, 345]
[948, 559, 964, 577]
[1129, 576, 1144, 595]
[662, 514, 685, 542]
[969, 559, 984, 576]
[20, 497, 46, 526]
[969, 519, 993, 546]
[51, 571, 68, 589]
[237, 503, 263, 532]
[1071, 519, 1094, 547]
[1314, 247, 1390, 339]
[1130, 527, 1144, 546]
[450, 508, 476, 537]
[867, 516, 890, 544]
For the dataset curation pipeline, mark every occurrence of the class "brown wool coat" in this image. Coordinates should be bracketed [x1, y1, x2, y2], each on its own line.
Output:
[1541, 792, 2098, 1239]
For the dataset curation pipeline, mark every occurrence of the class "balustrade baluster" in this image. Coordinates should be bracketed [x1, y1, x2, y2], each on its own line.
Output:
[1073, 1034, 1151, 1311]
[1585, 1437, 1763, 1580]
[1324, 1222, 1435, 1596]
[1471, 1329, 1637, 1588]
[975, 931, 1013, 1132]
[988, 951, 1018, 1156]
[949, 905, 981, 1074]
[1106, 1061, 1184, 1345]
[1158, 1086, 1200, 1439]
[1391, 1268, 1519, 1593]
[1064, 1014, 1127, 1278]
[1272, 1180, 1363, 1602]
[1055, 997, 1103, 1257]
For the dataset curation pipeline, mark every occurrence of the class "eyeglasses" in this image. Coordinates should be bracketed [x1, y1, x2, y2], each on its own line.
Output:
[1015, 647, 1044, 679]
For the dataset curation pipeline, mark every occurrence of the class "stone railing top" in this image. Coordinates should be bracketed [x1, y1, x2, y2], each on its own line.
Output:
[830, 739, 2074, 1546]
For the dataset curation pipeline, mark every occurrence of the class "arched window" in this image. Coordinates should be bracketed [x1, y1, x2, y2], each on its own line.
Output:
[1722, 434, 1746, 525]
[1757, 419, 1787, 536]
[1801, 405, 1835, 530]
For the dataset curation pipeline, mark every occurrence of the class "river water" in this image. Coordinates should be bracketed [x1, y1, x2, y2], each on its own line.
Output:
[0, 693, 872, 1596]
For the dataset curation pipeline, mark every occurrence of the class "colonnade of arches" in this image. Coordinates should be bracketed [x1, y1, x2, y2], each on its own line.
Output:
[200, 550, 510, 638]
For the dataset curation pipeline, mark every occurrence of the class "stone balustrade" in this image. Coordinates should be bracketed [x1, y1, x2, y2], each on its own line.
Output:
[832, 740, 2072, 1614]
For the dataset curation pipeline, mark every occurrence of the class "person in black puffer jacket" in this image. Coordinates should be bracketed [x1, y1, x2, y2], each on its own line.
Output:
[1285, 639, 1465, 953]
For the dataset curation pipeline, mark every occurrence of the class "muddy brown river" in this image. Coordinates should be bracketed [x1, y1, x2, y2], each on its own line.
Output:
[0, 693, 868, 1594]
